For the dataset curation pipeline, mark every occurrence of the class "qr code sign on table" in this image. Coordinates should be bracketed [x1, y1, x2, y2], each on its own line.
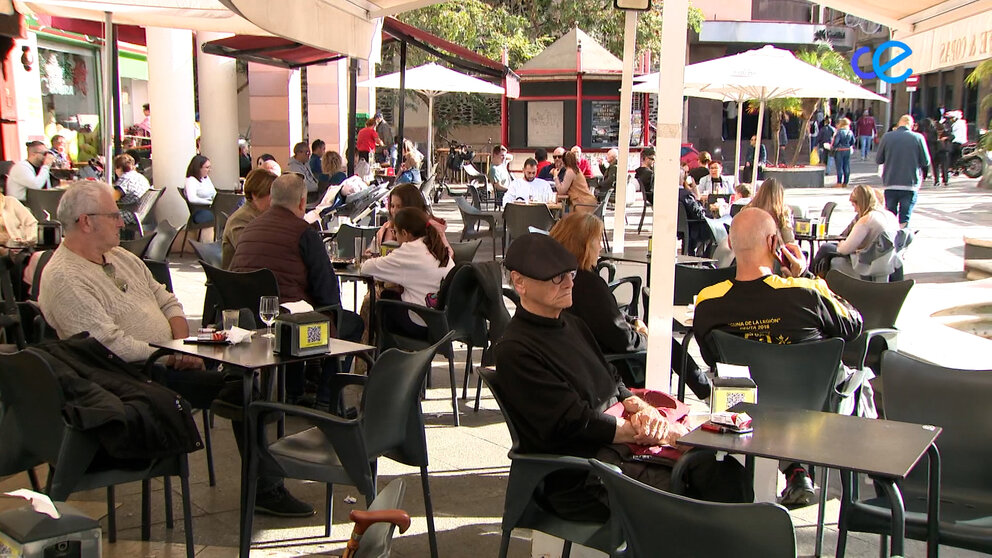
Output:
[306, 325, 323, 344]
[725, 391, 748, 409]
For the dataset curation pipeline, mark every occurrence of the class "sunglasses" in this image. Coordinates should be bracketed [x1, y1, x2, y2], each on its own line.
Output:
[102, 262, 128, 293]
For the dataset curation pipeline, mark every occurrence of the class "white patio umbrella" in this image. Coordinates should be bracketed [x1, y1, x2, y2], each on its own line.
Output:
[633, 45, 889, 184]
[359, 62, 505, 177]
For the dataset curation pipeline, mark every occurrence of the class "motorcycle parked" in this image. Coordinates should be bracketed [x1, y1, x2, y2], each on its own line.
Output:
[952, 141, 985, 179]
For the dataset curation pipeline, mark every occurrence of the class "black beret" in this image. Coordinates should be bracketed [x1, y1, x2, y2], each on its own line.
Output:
[504, 233, 578, 281]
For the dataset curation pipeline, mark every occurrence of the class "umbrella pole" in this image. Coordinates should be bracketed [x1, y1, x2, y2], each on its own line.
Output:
[734, 100, 743, 182]
[396, 41, 407, 174]
[751, 98, 765, 186]
[427, 95, 433, 180]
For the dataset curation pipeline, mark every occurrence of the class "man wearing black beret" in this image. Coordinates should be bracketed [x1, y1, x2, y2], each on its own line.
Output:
[493, 233, 688, 521]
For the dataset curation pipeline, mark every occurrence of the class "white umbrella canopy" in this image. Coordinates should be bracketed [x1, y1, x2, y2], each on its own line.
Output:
[632, 45, 889, 182]
[359, 63, 504, 176]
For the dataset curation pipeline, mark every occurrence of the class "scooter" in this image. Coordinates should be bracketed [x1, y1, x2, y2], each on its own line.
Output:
[952, 141, 985, 179]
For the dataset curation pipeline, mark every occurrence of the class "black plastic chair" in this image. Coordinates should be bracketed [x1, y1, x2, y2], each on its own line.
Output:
[374, 266, 486, 427]
[0, 350, 195, 558]
[0, 257, 26, 352]
[451, 240, 482, 264]
[242, 337, 451, 558]
[143, 259, 173, 293]
[120, 231, 156, 258]
[180, 199, 214, 257]
[503, 204, 556, 257]
[455, 196, 499, 260]
[709, 329, 856, 556]
[479, 367, 615, 558]
[594, 259, 616, 283]
[836, 351, 991, 558]
[25, 188, 65, 221]
[608, 276, 642, 319]
[121, 187, 164, 238]
[590, 459, 797, 557]
[201, 262, 279, 326]
[825, 270, 914, 381]
[332, 224, 379, 259]
[820, 201, 837, 232]
[144, 221, 184, 262]
[189, 239, 223, 269]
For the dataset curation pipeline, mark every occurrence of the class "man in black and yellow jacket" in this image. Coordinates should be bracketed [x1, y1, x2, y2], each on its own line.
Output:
[693, 207, 863, 508]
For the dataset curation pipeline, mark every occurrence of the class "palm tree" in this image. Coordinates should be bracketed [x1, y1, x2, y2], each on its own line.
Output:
[965, 60, 992, 188]
[748, 43, 861, 166]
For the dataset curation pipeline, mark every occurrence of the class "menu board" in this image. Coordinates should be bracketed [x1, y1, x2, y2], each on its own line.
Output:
[590, 101, 621, 148]
[527, 102, 564, 147]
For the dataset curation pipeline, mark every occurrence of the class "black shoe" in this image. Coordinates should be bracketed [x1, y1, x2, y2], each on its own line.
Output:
[255, 486, 316, 517]
[779, 467, 815, 508]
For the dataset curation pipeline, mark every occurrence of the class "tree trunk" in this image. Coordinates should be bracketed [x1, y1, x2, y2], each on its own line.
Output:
[790, 100, 819, 166]
[771, 112, 782, 165]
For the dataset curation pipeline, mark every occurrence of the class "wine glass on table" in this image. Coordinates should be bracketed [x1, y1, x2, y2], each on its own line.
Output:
[259, 296, 279, 338]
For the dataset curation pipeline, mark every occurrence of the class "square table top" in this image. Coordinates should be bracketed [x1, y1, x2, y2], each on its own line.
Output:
[150, 334, 374, 370]
[678, 403, 940, 479]
[600, 247, 717, 266]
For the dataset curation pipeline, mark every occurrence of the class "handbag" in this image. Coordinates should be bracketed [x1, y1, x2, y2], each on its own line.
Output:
[604, 388, 690, 464]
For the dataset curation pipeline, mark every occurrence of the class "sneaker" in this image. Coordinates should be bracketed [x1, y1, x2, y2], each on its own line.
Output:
[779, 468, 815, 508]
[255, 486, 316, 517]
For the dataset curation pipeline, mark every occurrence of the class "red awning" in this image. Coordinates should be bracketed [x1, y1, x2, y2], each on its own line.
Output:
[36, 15, 147, 46]
[200, 34, 345, 68]
[200, 17, 516, 84]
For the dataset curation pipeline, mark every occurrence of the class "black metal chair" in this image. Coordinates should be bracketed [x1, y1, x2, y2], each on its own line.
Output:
[0, 349, 195, 558]
[25, 188, 65, 221]
[479, 367, 615, 558]
[836, 351, 990, 558]
[590, 459, 797, 557]
[451, 240, 482, 264]
[242, 337, 451, 558]
[455, 196, 499, 260]
[709, 330, 858, 556]
[503, 203, 556, 257]
[144, 221, 184, 262]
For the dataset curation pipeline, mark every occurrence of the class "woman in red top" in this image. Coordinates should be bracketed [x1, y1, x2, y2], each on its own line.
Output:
[356, 118, 381, 162]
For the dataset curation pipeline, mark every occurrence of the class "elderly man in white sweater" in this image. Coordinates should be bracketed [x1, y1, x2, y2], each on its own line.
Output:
[38, 180, 315, 518]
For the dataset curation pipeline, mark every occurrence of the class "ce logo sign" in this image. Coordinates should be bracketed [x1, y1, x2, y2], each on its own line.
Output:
[851, 40, 913, 84]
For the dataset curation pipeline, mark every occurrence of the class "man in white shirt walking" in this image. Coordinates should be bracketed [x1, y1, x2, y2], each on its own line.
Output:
[503, 158, 554, 207]
[7, 141, 53, 201]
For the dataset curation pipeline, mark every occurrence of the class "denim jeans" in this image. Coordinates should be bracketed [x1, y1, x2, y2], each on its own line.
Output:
[884, 189, 918, 226]
[818, 148, 834, 173]
[859, 135, 873, 159]
[835, 150, 851, 185]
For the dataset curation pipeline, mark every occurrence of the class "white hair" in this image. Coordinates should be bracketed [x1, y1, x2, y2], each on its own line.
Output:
[58, 180, 114, 230]
[269, 173, 306, 209]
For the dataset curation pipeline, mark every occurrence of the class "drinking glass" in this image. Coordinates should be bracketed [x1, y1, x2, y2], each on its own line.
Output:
[259, 296, 280, 338]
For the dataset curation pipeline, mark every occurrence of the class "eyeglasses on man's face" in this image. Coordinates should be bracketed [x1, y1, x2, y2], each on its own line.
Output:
[79, 211, 124, 223]
[550, 270, 577, 285]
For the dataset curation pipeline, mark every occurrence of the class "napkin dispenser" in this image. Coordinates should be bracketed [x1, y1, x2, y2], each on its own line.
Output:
[274, 311, 331, 356]
[0, 502, 101, 558]
[709, 363, 757, 414]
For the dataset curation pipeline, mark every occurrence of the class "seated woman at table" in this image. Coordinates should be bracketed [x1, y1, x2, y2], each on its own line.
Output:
[553, 151, 597, 213]
[745, 178, 807, 273]
[549, 213, 711, 399]
[360, 208, 454, 339]
[370, 183, 451, 256]
[112, 154, 151, 229]
[394, 153, 422, 185]
[321, 150, 348, 186]
[811, 185, 899, 278]
[184, 154, 216, 223]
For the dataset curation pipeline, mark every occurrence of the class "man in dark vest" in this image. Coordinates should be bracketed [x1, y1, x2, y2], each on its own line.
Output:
[230, 173, 364, 410]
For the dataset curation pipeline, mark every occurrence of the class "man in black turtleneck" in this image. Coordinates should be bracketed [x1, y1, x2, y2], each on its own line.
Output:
[493, 233, 687, 521]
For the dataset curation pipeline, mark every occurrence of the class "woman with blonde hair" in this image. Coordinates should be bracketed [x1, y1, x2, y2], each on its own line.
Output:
[549, 213, 710, 398]
[812, 185, 899, 277]
[748, 178, 795, 243]
[321, 151, 347, 185]
[831, 117, 856, 186]
[553, 151, 597, 213]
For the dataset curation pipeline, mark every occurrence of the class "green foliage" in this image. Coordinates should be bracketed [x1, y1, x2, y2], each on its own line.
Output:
[966, 60, 992, 151]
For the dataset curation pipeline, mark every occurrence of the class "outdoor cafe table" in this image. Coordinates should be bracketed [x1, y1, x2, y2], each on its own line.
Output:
[147, 334, 375, 558]
[678, 402, 942, 558]
[336, 264, 377, 345]
[795, 232, 847, 258]
[601, 248, 717, 285]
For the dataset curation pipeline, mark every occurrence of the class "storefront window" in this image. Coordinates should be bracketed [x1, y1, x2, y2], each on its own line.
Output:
[38, 41, 101, 160]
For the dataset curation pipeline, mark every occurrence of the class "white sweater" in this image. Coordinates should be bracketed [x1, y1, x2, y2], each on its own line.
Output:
[837, 209, 900, 255]
[6, 160, 51, 201]
[360, 237, 454, 321]
[185, 175, 216, 205]
[39, 245, 185, 362]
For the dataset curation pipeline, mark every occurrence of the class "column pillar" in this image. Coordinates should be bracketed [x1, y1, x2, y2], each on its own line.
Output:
[146, 27, 196, 227]
[196, 31, 239, 191]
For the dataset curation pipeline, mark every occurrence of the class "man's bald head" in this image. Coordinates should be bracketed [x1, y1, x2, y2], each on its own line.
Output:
[729, 207, 778, 258]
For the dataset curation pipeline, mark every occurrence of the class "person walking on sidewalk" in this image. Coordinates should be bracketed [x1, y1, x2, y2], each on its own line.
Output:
[831, 118, 856, 187]
[855, 109, 876, 160]
[876, 114, 931, 227]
